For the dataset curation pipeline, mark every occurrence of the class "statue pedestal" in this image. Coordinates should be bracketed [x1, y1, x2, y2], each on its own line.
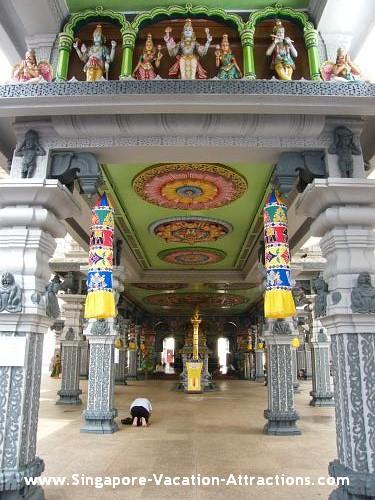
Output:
[186, 361, 203, 393]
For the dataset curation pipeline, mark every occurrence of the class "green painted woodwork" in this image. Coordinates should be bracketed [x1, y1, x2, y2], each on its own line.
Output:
[66, 1, 310, 13]
[123, 282, 261, 315]
[101, 163, 273, 271]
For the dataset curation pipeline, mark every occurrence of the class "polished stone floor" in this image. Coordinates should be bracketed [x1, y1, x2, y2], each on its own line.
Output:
[37, 376, 337, 499]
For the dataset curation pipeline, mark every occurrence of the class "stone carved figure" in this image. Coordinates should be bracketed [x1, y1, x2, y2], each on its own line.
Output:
[266, 19, 298, 81]
[11, 49, 53, 83]
[215, 34, 242, 80]
[0, 272, 22, 313]
[14, 129, 46, 179]
[351, 272, 375, 313]
[133, 34, 163, 80]
[73, 24, 117, 81]
[45, 275, 62, 319]
[328, 126, 361, 178]
[313, 275, 329, 317]
[164, 19, 212, 79]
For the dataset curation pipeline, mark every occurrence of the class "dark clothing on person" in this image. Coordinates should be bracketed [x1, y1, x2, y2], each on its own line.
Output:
[131, 405, 150, 426]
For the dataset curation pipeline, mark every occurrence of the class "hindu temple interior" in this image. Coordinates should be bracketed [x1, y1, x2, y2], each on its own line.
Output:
[0, 0, 375, 499]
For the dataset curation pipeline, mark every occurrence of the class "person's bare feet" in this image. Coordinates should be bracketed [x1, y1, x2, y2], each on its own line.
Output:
[141, 417, 147, 427]
[132, 417, 138, 427]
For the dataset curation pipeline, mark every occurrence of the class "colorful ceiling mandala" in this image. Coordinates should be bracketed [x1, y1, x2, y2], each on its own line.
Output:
[145, 293, 248, 309]
[149, 216, 233, 244]
[133, 163, 247, 210]
[158, 247, 226, 265]
[132, 283, 187, 290]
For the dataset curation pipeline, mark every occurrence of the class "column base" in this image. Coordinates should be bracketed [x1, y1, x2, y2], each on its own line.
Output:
[56, 389, 82, 405]
[126, 375, 138, 381]
[79, 375, 88, 380]
[263, 410, 301, 436]
[0, 458, 45, 500]
[329, 460, 375, 499]
[255, 376, 265, 382]
[309, 390, 335, 407]
[115, 378, 128, 385]
[81, 409, 118, 434]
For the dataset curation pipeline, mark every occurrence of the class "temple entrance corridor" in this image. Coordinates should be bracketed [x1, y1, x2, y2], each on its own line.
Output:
[37, 375, 336, 500]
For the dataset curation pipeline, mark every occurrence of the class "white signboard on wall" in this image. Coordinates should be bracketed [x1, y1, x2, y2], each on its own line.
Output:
[0, 336, 26, 366]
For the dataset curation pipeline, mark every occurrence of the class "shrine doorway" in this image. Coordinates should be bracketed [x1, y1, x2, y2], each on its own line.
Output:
[162, 336, 175, 374]
[217, 337, 230, 374]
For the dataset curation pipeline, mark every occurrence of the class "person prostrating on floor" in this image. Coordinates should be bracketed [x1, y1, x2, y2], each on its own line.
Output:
[130, 397, 152, 427]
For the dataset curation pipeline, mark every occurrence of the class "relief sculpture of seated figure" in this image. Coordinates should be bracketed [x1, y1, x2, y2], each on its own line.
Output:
[351, 272, 375, 313]
[0, 272, 22, 313]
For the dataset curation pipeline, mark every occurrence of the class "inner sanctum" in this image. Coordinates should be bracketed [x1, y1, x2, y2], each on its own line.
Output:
[0, 0, 375, 499]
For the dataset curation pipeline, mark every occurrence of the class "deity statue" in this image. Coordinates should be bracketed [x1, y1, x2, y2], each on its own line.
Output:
[45, 275, 62, 319]
[73, 24, 117, 81]
[133, 34, 163, 80]
[0, 272, 22, 313]
[321, 48, 366, 82]
[351, 272, 375, 313]
[328, 126, 361, 178]
[164, 19, 212, 79]
[266, 19, 298, 81]
[215, 34, 242, 80]
[313, 275, 329, 317]
[14, 129, 46, 179]
[11, 49, 53, 83]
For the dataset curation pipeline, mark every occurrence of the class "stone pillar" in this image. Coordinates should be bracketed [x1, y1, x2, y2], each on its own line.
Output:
[310, 329, 334, 407]
[80, 339, 89, 379]
[291, 347, 300, 393]
[305, 344, 313, 378]
[0, 179, 80, 499]
[115, 318, 130, 385]
[57, 294, 85, 405]
[201, 354, 214, 390]
[296, 346, 306, 373]
[297, 178, 375, 499]
[255, 348, 264, 381]
[263, 320, 301, 436]
[81, 319, 118, 434]
[127, 324, 138, 380]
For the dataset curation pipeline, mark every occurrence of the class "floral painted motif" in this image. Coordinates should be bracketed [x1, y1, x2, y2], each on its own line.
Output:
[145, 292, 247, 309]
[133, 163, 247, 210]
[149, 217, 232, 244]
[158, 247, 226, 265]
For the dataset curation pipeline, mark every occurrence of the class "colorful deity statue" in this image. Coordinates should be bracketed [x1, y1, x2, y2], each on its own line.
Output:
[321, 48, 366, 82]
[215, 34, 242, 80]
[11, 49, 53, 83]
[133, 34, 163, 80]
[73, 24, 117, 81]
[266, 19, 298, 81]
[164, 19, 212, 79]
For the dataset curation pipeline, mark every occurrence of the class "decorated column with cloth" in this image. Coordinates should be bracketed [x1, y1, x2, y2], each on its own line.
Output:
[84, 193, 116, 319]
[263, 190, 296, 319]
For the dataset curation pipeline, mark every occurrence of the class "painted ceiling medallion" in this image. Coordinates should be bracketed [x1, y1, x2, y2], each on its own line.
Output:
[132, 283, 187, 290]
[145, 293, 247, 309]
[133, 163, 247, 210]
[149, 217, 233, 244]
[158, 247, 226, 265]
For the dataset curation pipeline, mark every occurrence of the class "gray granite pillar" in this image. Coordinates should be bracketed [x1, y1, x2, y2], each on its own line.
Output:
[57, 294, 85, 405]
[296, 346, 306, 372]
[81, 319, 118, 434]
[291, 347, 300, 393]
[80, 340, 89, 379]
[0, 179, 80, 500]
[255, 348, 265, 381]
[305, 343, 313, 378]
[310, 330, 334, 407]
[297, 177, 375, 499]
[264, 320, 301, 436]
[115, 318, 130, 385]
[127, 322, 138, 380]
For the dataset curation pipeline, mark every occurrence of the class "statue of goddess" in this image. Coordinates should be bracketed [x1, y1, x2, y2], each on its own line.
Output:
[73, 24, 117, 81]
[266, 19, 298, 81]
[133, 34, 163, 80]
[164, 19, 212, 79]
[215, 34, 242, 80]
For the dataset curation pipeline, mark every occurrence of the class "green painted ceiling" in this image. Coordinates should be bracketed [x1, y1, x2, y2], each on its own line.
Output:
[66, 0, 310, 13]
[102, 163, 273, 271]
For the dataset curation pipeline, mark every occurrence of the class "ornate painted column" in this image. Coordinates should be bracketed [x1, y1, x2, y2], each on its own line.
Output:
[127, 323, 138, 380]
[240, 27, 256, 79]
[115, 317, 130, 385]
[56, 32, 74, 82]
[263, 320, 301, 436]
[297, 177, 375, 499]
[255, 347, 264, 382]
[81, 319, 118, 434]
[0, 179, 80, 500]
[120, 29, 137, 79]
[304, 26, 321, 80]
[57, 294, 85, 405]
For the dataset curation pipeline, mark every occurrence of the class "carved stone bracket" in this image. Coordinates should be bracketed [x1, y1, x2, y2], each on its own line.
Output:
[49, 151, 101, 195]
